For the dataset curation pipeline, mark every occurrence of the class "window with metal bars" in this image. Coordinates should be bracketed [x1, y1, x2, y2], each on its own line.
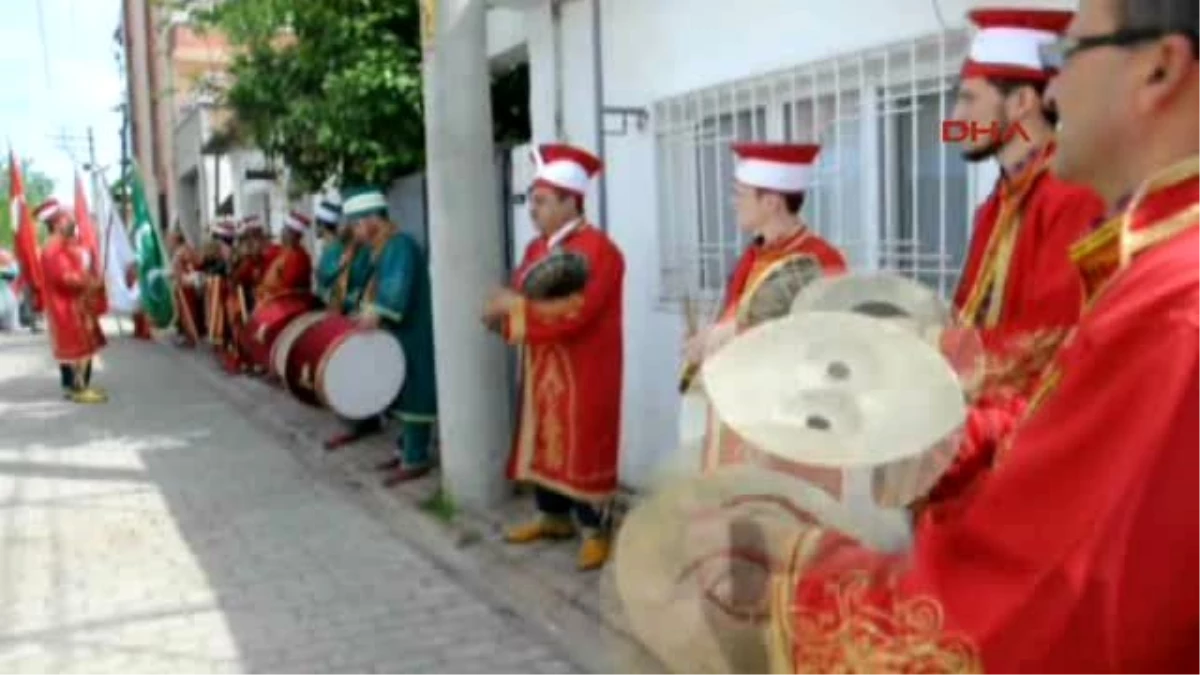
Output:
[654, 29, 974, 315]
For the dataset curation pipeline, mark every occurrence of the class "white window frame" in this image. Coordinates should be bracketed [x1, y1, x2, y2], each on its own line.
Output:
[653, 29, 975, 316]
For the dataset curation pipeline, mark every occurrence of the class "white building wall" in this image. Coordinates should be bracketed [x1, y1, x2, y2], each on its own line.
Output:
[507, 0, 1072, 490]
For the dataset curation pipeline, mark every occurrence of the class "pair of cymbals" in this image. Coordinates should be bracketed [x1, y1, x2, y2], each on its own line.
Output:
[612, 274, 977, 672]
[708, 273, 966, 468]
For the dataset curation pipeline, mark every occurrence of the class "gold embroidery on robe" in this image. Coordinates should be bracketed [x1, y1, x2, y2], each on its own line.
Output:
[530, 293, 586, 323]
[787, 570, 983, 674]
[534, 347, 572, 472]
[961, 150, 1053, 326]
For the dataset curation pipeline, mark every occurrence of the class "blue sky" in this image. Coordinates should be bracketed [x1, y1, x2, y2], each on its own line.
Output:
[1, 0, 124, 201]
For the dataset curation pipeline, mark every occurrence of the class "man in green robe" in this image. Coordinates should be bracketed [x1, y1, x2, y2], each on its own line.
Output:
[314, 194, 387, 451]
[343, 186, 439, 485]
[314, 196, 346, 306]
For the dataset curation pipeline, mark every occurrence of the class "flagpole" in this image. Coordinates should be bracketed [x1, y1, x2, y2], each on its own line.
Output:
[98, 169, 125, 337]
[99, 168, 113, 279]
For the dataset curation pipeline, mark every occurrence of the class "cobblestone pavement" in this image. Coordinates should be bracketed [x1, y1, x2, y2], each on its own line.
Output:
[0, 329, 582, 674]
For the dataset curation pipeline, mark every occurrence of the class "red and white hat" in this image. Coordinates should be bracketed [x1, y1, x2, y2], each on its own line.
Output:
[33, 198, 65, 224]
[732, 143, 820, 194]
[284, 210, 311, 234]
[961, 8, 1074, 82]
[530, 143, 603, 197]
[239, 215, 265, 236]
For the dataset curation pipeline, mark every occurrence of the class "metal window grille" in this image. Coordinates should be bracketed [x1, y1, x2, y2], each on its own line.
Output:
[654, 29, 973, 318]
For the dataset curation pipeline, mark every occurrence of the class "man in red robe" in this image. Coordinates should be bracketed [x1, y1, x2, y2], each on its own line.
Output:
[203, 220, 236, 363]
[34, 198, 108, 404]
[482, 143, 625, 572]
[256, 210, 313, 303]
[220, 216, 269, 373]
[920, 7, 1110, 514]
[685, 1, 1198, 671]
[681, 143, 848, 472]
[166, 229, 203, 346]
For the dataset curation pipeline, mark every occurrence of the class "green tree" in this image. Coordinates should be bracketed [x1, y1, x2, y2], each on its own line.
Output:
[178, 0, 529, 192]
[0, 159, 56, 249]
[180, 0, 424, 191]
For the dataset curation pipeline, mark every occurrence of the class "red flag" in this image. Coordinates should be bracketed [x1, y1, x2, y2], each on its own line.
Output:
[73, 172, 101, 271]
[73, 171, 108, 316]
[8, 150, 44, 311]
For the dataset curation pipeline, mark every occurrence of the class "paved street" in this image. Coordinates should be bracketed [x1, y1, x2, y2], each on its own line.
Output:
[0, 328, 580, 674]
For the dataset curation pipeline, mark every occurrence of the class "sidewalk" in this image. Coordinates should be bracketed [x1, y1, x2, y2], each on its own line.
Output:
[0, 328, 584, 674]
[162, 337, 664, 674]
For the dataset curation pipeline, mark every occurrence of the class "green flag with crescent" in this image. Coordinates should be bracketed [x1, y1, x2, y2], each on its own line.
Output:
[128, 164, 175, 328]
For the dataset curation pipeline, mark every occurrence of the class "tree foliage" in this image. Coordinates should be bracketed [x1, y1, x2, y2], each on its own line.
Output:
[0, 160, 55, 250]
[177, 0, 529, 194]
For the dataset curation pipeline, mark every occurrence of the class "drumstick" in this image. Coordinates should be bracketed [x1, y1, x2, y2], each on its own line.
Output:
[677, 293, 703, 394]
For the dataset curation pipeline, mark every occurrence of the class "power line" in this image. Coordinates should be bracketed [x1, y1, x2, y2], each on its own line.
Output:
[33, 0, 55, 91]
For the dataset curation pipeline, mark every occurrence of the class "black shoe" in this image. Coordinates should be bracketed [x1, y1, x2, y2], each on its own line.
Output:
[375, 457, 402, 472]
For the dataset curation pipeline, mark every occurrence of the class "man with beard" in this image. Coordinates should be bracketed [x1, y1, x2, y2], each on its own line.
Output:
[632, 2, 1197, 670]
[918, 7, 1108, 515]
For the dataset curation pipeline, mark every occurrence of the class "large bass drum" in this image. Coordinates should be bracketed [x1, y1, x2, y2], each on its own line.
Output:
[284, 314, 407, 420]
[271, 310, 327, 380]
[243, 291, 321, 369]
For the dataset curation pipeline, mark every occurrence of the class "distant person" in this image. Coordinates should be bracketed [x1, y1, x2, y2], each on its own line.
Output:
[0, 249, 19, 331]
[34, 198, 108, 404]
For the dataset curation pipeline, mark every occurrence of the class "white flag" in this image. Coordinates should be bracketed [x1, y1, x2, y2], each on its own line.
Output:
[97, 176, 140, 315]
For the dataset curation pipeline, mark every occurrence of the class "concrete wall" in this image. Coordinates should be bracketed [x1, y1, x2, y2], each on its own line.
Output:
[388, 174, 429, 252]
[506, 0, 1074, 490]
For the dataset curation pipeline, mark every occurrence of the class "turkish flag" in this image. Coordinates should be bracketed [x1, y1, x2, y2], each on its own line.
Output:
[8, 150, 44, 311]
[74, 171, 107, 315]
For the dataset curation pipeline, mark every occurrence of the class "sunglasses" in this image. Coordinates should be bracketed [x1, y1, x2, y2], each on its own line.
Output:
[1039, 27, 1200, 70]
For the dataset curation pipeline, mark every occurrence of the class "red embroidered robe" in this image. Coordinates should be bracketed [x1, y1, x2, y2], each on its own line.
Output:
[928, 143, 1107, 510]
[503, 223, 625, 502]
[256, 244, 313, 303]
[40, 234, 107, 362]
[701, 228, 848, 471]
[768, 164, 1199, 674]
[172, 246, 204, 342]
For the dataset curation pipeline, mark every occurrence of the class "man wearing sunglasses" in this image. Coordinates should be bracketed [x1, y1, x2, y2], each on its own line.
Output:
[661, 1, 1198, 673]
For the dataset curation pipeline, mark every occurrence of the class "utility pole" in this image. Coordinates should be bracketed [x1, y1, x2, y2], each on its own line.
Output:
[86, 127, 103, 222]
[421, 0, 510, 511]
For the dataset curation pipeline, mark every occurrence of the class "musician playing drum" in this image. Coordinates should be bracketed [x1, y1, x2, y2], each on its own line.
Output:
[343, 187, 439, 485]
[482, 143, 626, 572]
[316, 193, 388, 451]
[34, 198, 108, 404]
[681, 143, 848, 472]
[256, 210, 314, 304]
[166, 229, 203, 345]
[313, 195, 346, 307]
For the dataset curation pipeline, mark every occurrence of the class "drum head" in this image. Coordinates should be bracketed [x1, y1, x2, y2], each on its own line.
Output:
[272, 311, 326, 379]
[321, 329, 406, 419]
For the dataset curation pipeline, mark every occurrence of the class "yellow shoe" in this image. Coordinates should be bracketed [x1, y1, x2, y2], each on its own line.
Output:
[577, 536, 611, 571]
[505, 518, 576, 544]
[71, 388, 109, 404]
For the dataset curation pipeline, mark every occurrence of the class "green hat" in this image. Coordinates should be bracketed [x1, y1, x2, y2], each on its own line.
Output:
[342, 186, 389, 222]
